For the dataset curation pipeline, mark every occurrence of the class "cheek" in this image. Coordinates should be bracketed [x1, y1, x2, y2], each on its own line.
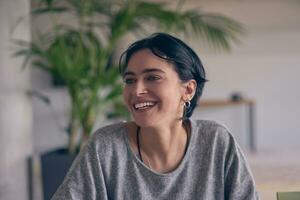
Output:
[122, 88, 130, 106]
[160, 86, 183, 105]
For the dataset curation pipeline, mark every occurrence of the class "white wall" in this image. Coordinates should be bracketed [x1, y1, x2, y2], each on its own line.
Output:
[190, 0, 300, 152]
[0, 0, 32, 199]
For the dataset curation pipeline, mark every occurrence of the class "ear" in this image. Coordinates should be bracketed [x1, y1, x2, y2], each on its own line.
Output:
[182, 79, 197, 102]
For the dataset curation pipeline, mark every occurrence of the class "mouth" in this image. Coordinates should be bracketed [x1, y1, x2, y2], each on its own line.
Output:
[133, 101, 157, 111]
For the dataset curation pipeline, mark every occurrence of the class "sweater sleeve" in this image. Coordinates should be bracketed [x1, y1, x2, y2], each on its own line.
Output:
[224, 134, 259, 200]
[51, 137, 108, 200]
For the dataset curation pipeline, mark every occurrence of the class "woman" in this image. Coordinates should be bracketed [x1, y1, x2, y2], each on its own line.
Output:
[52, 33, 259, 199]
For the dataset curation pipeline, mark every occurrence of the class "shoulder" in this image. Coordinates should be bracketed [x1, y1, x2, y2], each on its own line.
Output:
[192, 119, 229, 132]
[190, 119, 240, 160]
[92, 122, 125, 139]
[84, 122, 127, 154]
[190, 119, 249, 173]
[192, 119, 234, 145]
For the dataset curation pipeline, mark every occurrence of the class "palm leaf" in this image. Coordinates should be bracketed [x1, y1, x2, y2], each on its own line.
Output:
[129, 2, 244, 50]
[13, 39, 47, 69]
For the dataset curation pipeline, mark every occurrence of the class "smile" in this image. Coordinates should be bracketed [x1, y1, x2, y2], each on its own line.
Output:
[133, 101, 157, 110]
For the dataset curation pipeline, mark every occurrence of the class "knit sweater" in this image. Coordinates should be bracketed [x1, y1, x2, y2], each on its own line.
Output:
[52, 120, 259, 200]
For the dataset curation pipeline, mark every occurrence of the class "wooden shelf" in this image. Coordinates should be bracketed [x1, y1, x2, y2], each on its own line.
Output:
[200, 99, 255, 107]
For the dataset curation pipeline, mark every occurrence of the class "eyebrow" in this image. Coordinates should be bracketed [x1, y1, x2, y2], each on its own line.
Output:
[123, 68, 165, 78]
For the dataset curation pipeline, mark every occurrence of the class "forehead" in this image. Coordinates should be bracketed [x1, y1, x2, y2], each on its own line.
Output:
[125, 49, 175, 74]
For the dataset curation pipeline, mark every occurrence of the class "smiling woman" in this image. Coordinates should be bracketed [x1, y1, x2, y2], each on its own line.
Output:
[52, 33, 259, 200]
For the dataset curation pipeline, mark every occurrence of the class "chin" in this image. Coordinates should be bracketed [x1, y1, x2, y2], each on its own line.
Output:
[133, 117, 159, 128]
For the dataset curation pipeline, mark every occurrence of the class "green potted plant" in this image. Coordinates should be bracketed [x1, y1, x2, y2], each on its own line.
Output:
[14, 0, 243, 199]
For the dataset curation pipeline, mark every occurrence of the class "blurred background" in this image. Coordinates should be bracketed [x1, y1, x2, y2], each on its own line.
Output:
[1, 0, 300, 199]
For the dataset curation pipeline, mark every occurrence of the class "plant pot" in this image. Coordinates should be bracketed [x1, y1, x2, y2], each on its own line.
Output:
[41, 148, 76, 200]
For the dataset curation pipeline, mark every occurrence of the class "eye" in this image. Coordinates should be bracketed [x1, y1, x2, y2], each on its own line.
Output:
[123, 78, 136, 85]
[147, 75, 161, 81]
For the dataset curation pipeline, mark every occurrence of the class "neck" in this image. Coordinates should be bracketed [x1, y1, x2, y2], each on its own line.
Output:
[137, 119, 189, 172]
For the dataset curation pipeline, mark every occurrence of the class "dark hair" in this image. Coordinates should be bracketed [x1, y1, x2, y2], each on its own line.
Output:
[119, 33, 207, 118]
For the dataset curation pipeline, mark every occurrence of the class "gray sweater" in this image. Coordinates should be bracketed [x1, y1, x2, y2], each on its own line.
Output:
[52, 120, 259, 200]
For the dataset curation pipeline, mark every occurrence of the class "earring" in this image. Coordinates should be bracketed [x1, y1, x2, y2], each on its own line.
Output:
[182, 100, 191, 119]
[184, 101, 191, 109]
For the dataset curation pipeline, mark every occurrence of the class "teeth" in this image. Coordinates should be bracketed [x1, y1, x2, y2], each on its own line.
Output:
[134, 102, 155, 109]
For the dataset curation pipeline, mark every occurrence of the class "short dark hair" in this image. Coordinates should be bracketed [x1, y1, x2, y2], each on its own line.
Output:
[119, 33, 207, 118]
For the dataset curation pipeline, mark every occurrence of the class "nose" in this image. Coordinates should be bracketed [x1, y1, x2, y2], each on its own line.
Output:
[134, 80, 147, 96]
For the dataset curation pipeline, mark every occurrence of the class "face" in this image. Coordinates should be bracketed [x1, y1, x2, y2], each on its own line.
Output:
[122, 49, 190, 128]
